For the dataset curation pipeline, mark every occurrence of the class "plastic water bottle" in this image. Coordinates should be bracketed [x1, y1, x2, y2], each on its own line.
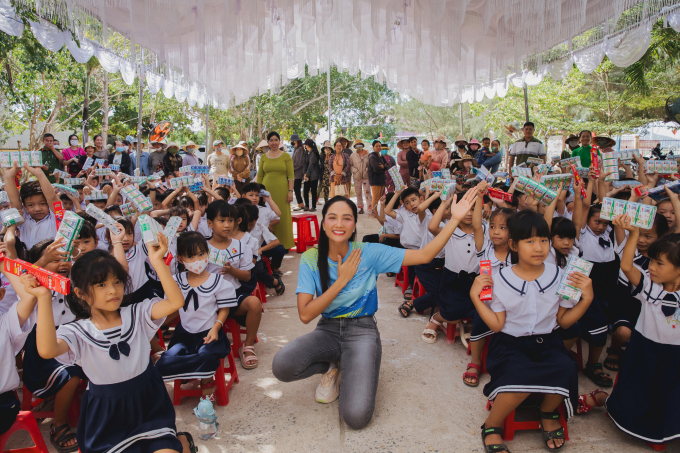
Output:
[194, 397, 218, 440]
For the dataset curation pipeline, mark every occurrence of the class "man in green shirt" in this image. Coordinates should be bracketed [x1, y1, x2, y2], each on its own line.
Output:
[39, 133, 63, 183]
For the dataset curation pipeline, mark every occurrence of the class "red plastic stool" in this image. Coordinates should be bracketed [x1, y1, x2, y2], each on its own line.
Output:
[466, 335, 491, 375]
[412, 277, 424, 299]
[0, 411, 49, 453]
[21, 384, 80, 426]
[291, 213, 319, 253]
[256, 281, 267, 304]
[394, 266, 409, 294]
[224, 319, 257, 359]
[486, 400, 570, 441]
[445, 322, 459, 344]
[172, 354, 239, 407]
[262, 256, 273, 275]
[156, 328, 166, 351]
[570, 338, 583, 372]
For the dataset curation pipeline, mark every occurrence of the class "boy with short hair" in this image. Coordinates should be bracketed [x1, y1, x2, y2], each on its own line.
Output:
[385, 187, 430, 298]
[3, 163, 59, 249]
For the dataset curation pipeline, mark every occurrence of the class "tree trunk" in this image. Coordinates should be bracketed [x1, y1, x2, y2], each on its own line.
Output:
[83, 68, 91, 143]
[102, 72, 109, 145]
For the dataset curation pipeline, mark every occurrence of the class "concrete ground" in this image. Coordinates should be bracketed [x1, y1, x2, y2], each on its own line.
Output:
[9, 197, 674, 452]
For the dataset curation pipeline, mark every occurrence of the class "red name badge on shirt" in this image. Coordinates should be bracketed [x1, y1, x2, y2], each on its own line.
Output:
[479, 260, 492, 301]
[0, 253, 70, 295]
[53, 202, 64, 230]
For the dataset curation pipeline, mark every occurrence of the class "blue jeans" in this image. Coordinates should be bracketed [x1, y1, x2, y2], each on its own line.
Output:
[272, 316, 381, 429]
[482, 152, 503, 173]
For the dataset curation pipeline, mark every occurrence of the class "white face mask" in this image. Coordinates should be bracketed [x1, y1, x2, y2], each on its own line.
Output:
[70, 139, 78, 146]
[123, 146, 129, 152]
[184, 258, 208, 274]
[186, 147, 195, 154]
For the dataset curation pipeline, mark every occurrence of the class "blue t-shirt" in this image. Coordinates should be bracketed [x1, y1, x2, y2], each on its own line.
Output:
[296, 242, 405, 318]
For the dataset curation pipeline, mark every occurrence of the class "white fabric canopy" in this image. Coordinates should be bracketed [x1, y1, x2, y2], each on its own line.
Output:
[4, 0, 680, 107]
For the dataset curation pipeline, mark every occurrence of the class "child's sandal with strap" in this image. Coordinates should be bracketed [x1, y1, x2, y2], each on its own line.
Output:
[577, 388, 608, 414]
[463, 363, 482, 387]
[399, 301, 414, 318]
[539, 410, 566, 450]
[177, 432, 198, 453]
[421, 315, 442, 343]
[240, 345, 259, 369]
[481, 424, 511, 453]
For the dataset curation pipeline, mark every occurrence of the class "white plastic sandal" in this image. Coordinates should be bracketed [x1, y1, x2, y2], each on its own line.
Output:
[421, 316, 442, 344]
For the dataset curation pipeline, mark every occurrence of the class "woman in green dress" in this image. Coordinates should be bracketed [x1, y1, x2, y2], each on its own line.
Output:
[257, 131, 295, 249]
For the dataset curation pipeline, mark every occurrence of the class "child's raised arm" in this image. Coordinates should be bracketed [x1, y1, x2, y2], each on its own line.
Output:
[161, 186, 183, 209]
[148, 234, 185, 320]
[384, 189, 402, 220]
[428, 196, 451, 235]
[263, 193, 281, 217]
[472, 182, 487, 252]
[612, 214, 642, 287]
[3, 163, 22, 211]
[23, 164, 59, 212]
[109, 223, 129, 273]
[543, 182, 565, 230]
[417, 190, 441, 215]
[664, 186, 680, 234]
[21, 273, 70, 359]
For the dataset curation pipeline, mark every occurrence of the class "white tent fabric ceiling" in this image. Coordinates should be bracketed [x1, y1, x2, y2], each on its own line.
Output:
[2, 0, 680, 108]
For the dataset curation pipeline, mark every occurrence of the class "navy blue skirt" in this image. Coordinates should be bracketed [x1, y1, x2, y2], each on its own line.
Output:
[155, 321, 230, 381]
[438, 268, 492, 341]
[78, 363, 182, 453]
[483, 331, 579, 419]
[556, 293, 609, 347]
[606, 330, 680, 443]
[23, 326, 86, 398]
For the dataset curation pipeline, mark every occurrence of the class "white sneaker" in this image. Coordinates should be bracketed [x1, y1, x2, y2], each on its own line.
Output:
[315, 367, 340, 403]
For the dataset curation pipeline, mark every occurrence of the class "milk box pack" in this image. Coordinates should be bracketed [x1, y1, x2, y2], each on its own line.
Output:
[0, 208, 23, 227]
[556, 256, 593, 302]
[599, 197, 657, 229]
[85, 204, 121, 235]
[138, 215, 164, 247]
[54, 211, 84, 259]
[85, 190, 106, 200]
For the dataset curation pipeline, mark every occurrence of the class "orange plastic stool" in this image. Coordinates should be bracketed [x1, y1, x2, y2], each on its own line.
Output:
[21, 384, 80, 426]
[446, 322, 459, 344]
[394, 266, 409, 294]
[486, 400, 570, 441]
[466, 336, 491, 375]
[291, 213, 319, 253]
[0, 411, 49, 453]
[172, 354, 239, 407]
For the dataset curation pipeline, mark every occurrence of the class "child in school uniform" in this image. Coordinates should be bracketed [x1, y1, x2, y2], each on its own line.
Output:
[71, 221, 99, 261]
[478, 207, 513, 274]
[6, 237, 90, 452]
[471, 210, 594, 452]
[385, 187, 430, 300]
[238, 202, 285, 295]
[426, 187, 490, 387]
[543, 180, 584, 268]
[607, 216, 680, 446]
[241, 183, 287, 277]
[21, 235, 197, 453]
[0, 292, 36, 435]
[3, 164, 59, 250]
[603, 189, 677, 371]
[155, 232, 236, 399]
[399, 191, 447, 317]
[206, 200, 262, 369]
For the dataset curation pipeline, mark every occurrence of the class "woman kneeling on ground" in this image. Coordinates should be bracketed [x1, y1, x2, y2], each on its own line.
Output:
[272, 191, 478, 428]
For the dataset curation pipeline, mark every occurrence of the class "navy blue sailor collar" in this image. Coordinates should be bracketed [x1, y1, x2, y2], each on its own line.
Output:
[498, 263, 561, 296]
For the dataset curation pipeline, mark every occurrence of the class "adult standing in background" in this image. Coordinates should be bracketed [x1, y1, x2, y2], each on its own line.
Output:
[397, 138, 411, 187]
[93, 134, 108, 159]
[318, 141, 333, 204]
[570, 130, 595, 168]
[508, 121, 546, 167]
[148, 138, 167, 174]
[481, 139, 503, 173]
[303, 138, 321, 212]
[129, 136, 151, 176]
[349, 139, 371, 214]
[431, 136, 449, 170]
[182, 141, 200, 167]
[39, 133, 63, 183]
[207, 139, 229, 176]
[406, 136, 420, 185]
[230, 141, 251, 193]
[291, 134, 307, 212]
[339, 137, 353, 157]
[257, 131, 295, 250]
[368, 140, 386, 215]
[329, 139, 351, 197]
[253, 140, 269, 181]
[62, 134, 86, 177]
[108, 139, 133, 175]
[162, 142, 182, 176]
[382, 144, 397, 192]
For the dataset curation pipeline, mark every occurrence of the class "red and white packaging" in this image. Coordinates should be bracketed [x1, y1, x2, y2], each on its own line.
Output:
[487, 187, 513, 202]
[634, 186, 650, 198]
[479, 260, 492, 301]
[0, 254, 70, 295]
[590, 145, 599, 179]
[569, 164, 588, 199]
[53, 201, 64, 230]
